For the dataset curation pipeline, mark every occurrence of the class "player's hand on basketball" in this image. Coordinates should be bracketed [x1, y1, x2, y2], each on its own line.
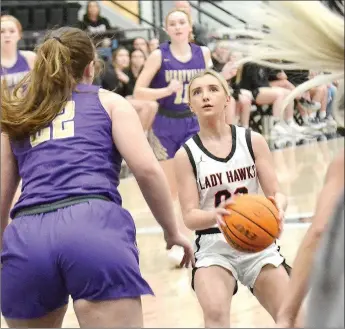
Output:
[214, 199, 235, 228]
[164, 232, 195, 268]
[167, 79, 183, 94]
[268, 196, 285, 235]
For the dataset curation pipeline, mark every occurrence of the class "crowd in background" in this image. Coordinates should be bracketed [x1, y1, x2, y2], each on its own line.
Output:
[76, 1, 339, 142]
[2, 0, 340, 143]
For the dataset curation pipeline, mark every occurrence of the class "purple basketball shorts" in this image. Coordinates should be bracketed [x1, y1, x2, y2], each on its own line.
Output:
[150, 113, 200, 160]
[1, 199, 153, 319]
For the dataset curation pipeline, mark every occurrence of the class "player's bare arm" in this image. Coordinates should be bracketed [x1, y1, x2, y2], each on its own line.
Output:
[276, 149, 344, 327]
[133, 49, 172, 101]
[201, 46, 213, 69]
[251, 131, 287, 230]
[1, 133, 20, 238]
[99, 90, 179, 236]
[251, 132, 287, 207]
[175, 147, 230, 230]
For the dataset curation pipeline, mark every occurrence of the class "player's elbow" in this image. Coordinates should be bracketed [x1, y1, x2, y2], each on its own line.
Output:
[180, 209, 195, 230]
[183, 217, 195, 231]
[183, 210, 205, 231]
[133, 162, 162, 183]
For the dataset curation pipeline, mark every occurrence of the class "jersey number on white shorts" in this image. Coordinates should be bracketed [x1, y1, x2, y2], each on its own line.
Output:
[30, 101, 76, 147]
[214, 187, 248, 207]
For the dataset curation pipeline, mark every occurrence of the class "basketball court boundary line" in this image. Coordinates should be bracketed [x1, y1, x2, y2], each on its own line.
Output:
[136, 222, 311, 236]
[131, 210, 314, 221]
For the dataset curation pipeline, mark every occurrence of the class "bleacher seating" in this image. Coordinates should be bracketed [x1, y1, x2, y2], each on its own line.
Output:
[249, 105, 272, 137]
[2, 0, 138, 51]
[1, 0, 81, 34]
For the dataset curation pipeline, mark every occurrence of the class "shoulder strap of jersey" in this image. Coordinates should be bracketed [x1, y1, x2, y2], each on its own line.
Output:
[244, 128, 255, 162]
[159, 41, 170, 54]
[235, 125, 255, 163]
[183, 138, 200, 179]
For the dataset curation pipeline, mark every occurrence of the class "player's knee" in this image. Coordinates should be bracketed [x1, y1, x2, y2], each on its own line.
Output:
[315, 84, 327, 95]
[240, 96, 252, 108]
[272, 88, 287, 101]
[280, 87, 291, 98]
[203, 302, 229, 326]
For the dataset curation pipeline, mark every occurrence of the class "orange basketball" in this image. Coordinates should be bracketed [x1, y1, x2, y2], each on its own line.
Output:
[221, 194, 279, 253]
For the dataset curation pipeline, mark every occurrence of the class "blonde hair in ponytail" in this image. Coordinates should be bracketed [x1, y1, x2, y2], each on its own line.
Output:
[1, 27, 96, 140]
[230, 1, 344, 125]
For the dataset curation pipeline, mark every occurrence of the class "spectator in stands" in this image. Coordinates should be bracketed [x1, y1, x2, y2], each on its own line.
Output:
[1, 15, 36, 91]
[101, 47, 157, 132]
[133, 37, 149, 58]
[285, 69, 318, 107]
[234, 62, 309, 140]
[267, 64, 326, 134]
[128, 49, 158, 131]
[101, 47, 129, 96]
[211, 41, 231, 73]
[79, 1, 111, 34]
[126, 49, 146, 96]
[287, 69, 335, 131]
[220, 51, 253, 128]
[148, 38, 160, 53]
[308, 71, 334, 126]
[327, 82, 338, 121]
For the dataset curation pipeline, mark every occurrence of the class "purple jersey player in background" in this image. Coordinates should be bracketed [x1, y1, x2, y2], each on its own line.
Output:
[1, 15, 36, 213]
[1, 27, 194, 328]
[134, 7, 212, 264]
[1, 15, 36, 91]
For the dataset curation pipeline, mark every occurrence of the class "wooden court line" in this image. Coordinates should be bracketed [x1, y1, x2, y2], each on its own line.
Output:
[136, 222, 311, 236]
[131, 208, 314, 221]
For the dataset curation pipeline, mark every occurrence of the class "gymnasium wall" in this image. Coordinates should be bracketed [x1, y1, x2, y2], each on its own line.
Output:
[102, 0, 140, 24]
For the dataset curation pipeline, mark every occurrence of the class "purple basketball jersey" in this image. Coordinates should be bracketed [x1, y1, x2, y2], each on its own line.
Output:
[10, 84, 123, 218]
[150, 42, 206, 112]
[0, 51, 30, 90]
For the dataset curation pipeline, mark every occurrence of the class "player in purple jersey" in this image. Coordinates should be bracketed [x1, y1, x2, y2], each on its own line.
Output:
[1, 15, 37, 217]
[134, 8, 212, 263]
[1, 15, 36, 90]
[0, 27, 194, 328]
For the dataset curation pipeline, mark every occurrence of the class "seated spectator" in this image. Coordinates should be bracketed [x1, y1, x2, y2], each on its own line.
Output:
[234, 62, 309, 139]
[129, 49, 158, 131]
[211, 41, 231, 73]
[133, 37, 150, 58]
[327, 82, 338, 124]
[101, 47, 129, 96]
[126, 49, 146, 96]
[286, 68, 333, 130]
[267, 64, 324, 130]
[221, 59, 253, 128]
[79, 1, 111, 34]
[148, 38, 160, 53]
[309, 71, 336, 127]
[101, 47, 157, 132]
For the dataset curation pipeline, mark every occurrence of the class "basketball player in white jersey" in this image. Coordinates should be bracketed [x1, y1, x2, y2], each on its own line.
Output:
[174, 69, 302, 328]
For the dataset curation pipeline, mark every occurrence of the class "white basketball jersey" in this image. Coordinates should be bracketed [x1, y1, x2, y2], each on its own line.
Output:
[184, 125, 259, 222]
